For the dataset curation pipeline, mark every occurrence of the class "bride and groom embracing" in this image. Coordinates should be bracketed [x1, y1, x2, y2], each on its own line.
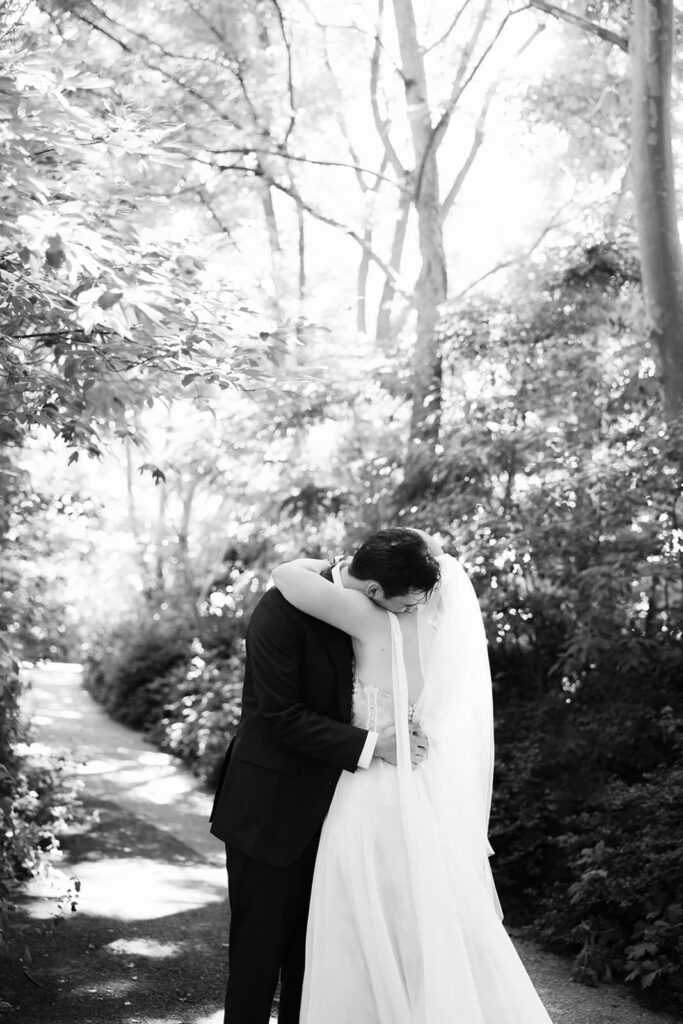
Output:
[210, 527, 554, 1024]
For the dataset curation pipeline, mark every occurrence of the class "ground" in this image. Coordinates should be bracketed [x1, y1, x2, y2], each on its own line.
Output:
[1, 664, 679, 1024]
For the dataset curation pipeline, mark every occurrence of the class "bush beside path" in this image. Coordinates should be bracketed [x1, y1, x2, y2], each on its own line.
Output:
[2, 664, 679, 1024]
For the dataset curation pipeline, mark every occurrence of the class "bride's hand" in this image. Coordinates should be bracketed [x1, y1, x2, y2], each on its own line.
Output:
[410, 725, 429, 767]
[407, 528, 444, 558]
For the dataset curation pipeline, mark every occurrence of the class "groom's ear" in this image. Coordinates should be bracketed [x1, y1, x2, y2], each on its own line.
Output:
[365, 581, 382, 601]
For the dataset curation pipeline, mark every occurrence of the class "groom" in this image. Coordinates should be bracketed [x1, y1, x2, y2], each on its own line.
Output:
[210, 528, 438, 1024]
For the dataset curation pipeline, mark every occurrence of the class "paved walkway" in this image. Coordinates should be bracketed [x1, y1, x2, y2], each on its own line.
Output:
[4, 663, 678, 1024]
[11, 663, 228, 1024]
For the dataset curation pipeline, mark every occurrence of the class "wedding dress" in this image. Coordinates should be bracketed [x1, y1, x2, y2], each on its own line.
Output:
[300, 555, 553, 1023]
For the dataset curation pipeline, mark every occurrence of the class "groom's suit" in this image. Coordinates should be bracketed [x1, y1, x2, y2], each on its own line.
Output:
[210, 572, 369, 1024]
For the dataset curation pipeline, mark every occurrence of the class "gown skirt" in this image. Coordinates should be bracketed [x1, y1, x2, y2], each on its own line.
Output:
[300, 720, 554, 1024]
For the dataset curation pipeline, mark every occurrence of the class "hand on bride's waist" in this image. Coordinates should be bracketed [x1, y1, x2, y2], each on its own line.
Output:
[373, 723, 429, 768]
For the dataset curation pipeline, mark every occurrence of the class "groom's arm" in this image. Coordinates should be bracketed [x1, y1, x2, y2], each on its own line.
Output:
[247, 589, 370, 772]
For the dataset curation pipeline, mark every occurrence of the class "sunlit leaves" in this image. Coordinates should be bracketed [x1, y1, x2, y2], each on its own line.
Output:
[406, 243, 683, 679]
[0, 6, 298, 458]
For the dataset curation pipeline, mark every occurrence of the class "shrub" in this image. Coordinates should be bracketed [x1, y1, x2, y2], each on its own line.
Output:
[489, 637, 683, 1011]
[0, 645, 83, 958]
[83, 612, 193, 729]
[83, 609, 245, 784]
[147, 642, 244, 785]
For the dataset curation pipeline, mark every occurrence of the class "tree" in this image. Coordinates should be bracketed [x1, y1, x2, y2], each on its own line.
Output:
[528, 0, 683, 420]
[375, 1, 545, 448]
[631, 0, 683, 419]
[389, 0, 447, 447]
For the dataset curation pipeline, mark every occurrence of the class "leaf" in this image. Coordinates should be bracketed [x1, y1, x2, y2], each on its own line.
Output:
[67, 452, 79, 465]
[62, 356, 77, 380]
[44, 234, 64, 269]
[97, 290, 123, 310]
[63, 72, 115, 91]
[138, 463, 166, 485]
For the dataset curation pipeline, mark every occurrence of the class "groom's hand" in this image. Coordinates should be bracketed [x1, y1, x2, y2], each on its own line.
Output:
[374, 725, 429, 768]
[374, 726, 398, 764]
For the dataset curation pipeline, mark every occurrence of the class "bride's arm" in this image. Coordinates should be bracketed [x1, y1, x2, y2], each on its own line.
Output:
[407, 528, 444, 558]
[271, 558, 376, 639]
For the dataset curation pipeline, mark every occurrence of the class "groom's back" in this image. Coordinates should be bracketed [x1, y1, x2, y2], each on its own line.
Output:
[210, 585, 355, 866]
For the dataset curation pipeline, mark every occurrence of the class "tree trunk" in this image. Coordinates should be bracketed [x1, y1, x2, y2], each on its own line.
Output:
[357, 229, 371, 334]
[124, 437, 141, 545]
[375, 185, 411, 345]
[154, 478, 167, 593]
[631, 0, 683, 418]
[178, 477, 199, 597]
[259, 175, 286, 321]
[124, 434, 150, 582]
[391, 0, 448, 447]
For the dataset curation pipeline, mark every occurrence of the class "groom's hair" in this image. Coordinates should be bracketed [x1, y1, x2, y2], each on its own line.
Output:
[349, 528, 440, 598]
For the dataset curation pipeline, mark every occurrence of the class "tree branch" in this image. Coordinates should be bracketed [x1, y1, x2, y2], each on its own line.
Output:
[415, 6, 516, 202]
[370, 0, 406, 179]
[197, 145, 398, 186]
[453, 198, 574, 300]
[527, 0, 628, 51]
[314, 26, 383, 195]
[196, 189, 241, 248]
[0, 1, 34, 44]
[439, 81, 497, 223]
[448, 0, 496, 110]
[423, 0, 475, 55]
[422, 17, 544, 208]
[266, 0, 297, 145]
[262, 174, 402, 286]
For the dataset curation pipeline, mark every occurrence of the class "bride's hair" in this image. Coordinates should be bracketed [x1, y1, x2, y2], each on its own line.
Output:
[349, 528, 440, 598]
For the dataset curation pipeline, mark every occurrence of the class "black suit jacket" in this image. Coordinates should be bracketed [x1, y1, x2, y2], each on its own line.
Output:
[210, 579, 368, 866]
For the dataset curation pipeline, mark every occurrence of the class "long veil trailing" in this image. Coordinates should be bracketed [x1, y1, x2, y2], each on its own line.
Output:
[386, 554, 553, 1022]
[415, 552, 500, 908]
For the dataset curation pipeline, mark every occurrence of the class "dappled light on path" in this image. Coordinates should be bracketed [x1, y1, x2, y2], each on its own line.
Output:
[26, 856, 224, 922]
[144, 1014, 231, 1024]
[106, 936, 181, 958]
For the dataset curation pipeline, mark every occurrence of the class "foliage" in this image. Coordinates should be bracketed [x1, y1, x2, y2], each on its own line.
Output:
[490, 645, 683, 1008]
[147, 645, 245, 787]
[1, 3, 292, 462]
[83, 612, 248, 785]
[0, 744, 78, 889]
[84, 612, 194, 728]
[0, 458, 83, 937]
[0, 654, 81, 955]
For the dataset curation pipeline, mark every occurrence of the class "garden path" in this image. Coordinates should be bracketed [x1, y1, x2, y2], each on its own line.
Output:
[2, 663, 678, 1024]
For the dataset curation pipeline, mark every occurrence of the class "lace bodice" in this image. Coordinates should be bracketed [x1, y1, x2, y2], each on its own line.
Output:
[352, 678, 417, 732]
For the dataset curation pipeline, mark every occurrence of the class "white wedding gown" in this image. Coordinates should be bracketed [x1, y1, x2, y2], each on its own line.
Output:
[300, 556, 553, 1023]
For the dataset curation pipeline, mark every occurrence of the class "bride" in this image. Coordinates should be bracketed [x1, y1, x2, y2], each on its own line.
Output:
[271, 530, 554, 1024]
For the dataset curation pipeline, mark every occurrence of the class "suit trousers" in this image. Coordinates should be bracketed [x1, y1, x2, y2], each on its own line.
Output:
[223, 835, 320, 1024]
